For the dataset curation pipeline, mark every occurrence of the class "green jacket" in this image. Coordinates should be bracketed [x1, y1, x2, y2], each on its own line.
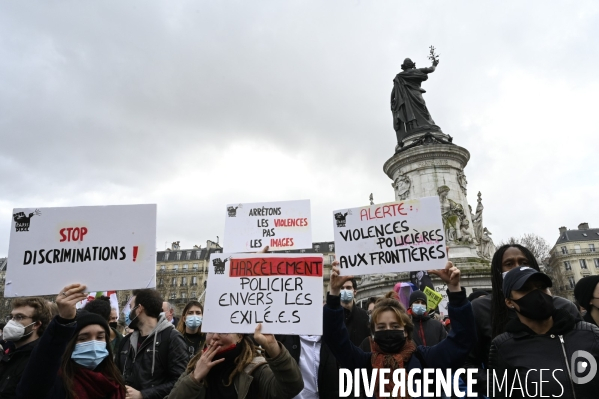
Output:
[166, 343, 303, 399]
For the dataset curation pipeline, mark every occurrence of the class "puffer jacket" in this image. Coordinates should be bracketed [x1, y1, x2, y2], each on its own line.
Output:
[165, 343, 303, 399]
[489, 309, 599, 399]
[115, 317, 188, 399]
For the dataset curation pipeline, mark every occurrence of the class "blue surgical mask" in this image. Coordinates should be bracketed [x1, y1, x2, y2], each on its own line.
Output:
[185, 315, 202, 329]
[412, 304, 427, 316]
[340, 289, 354, 303]
[71, 340, 109, 370]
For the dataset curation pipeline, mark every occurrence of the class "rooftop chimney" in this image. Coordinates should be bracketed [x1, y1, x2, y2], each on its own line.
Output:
[578, 223, 590, 230]
[559, 226, 567, 234]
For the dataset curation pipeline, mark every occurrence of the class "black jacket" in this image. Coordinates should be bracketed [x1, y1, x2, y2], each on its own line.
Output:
[489, 309, 599, 399]
[277, 335, 339, 398]
[343, 303, 370, 347]
[0, 340, 38, 399]
[410, 312, 447, 347]
[115, 319, 188, 399]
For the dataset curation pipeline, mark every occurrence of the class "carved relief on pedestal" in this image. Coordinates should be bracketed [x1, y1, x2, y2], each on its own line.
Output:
[437, 185, 466, 244]
[392, 173, 411, 200]
[457, 169, 468, 197]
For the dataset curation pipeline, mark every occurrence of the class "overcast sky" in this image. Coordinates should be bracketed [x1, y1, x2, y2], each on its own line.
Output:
[1, 1, 598, 257]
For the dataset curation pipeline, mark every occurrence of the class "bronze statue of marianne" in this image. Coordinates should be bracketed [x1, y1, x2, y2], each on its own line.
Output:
[391, 46, 442, 145]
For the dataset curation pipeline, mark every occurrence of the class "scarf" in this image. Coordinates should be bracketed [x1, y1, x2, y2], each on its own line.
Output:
[205, 344, 243, 399]
[370, 337, 417, 399]
[72, 367, 125, 399]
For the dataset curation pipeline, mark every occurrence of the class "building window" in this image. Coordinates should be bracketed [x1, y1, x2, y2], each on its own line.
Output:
[191, 291, 197, 298]
[186, 251, 191, 260]
[561, 246, 568, 254]
[176, 252, 182, 260]
[594, 258, 599, 268]
[196, 251, 201, 258]
[314, 244, 320, 252]
[193, 263, 199, 270]
[192, 276, 197, 285]
[170, 293, 176, 300]
[160, 265, 165, 270]
[564, 261, 571, 271]
[171, 277, 176, 286]
[164, 252, 170, 261]
[182, 277, 187, 285]
[574, 245, 582, 254]
[173, 264, 179, 271]
[329, 244, 334, 252]
[329, 255, 335, 265]
[181, 292, 187, 299]
[568, 277, 575, 289]
[580, 259, 588, 269]
[158, 278, 164, 286]
[590, 244, 596, 252]
[183, 264, 188, 271]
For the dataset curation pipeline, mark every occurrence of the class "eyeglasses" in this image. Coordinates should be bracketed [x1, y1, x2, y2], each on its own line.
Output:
[6, 314, 33, 322]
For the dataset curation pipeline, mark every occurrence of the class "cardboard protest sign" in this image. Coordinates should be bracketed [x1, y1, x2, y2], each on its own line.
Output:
[224, 199, 312, 252]
[423, 286, 444, 311]
[203, 252, 323, 335]
[6, 204, 156, 297]
[333, 197, 447, 275]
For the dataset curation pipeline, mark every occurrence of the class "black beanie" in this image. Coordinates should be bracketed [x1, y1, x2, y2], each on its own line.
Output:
[409, 290, 427, 307]
[75, 311, 110, 337]
[574, 276, 599, 310]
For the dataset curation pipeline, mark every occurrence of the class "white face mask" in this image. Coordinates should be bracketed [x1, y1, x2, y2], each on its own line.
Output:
[3, 319, 35, 342]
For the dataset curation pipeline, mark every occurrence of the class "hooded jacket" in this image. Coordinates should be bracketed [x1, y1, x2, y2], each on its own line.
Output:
[489, 309, 599, 399]
[115, 316, 188, 399]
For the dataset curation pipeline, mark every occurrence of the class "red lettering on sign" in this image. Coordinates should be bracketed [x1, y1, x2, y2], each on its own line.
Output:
[229, 257, 323, 277]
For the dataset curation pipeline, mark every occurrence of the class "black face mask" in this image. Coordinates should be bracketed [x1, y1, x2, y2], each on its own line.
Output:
[512, 290, 555, 320]
[128, 306, 140, 330]
[373, 330, 406, 354]
[109, 322, 118, 329]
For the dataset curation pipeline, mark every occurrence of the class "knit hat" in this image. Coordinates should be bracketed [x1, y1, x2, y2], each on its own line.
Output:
[75, 310, 110, 337]
[409, 290, 427, 308]
[574, 275, 599, 310]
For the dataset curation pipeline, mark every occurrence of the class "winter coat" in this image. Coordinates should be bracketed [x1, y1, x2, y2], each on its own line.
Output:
[277, 335, 339, 398]
[343, 303, 371, 347]
[0, 340, 38, 398]
[323, 288, 476, 396]
[165, 343, 304, 399]
[115, 317, 188, 399]
[489, 308, 599, 399]
[410, 312, 447, 347]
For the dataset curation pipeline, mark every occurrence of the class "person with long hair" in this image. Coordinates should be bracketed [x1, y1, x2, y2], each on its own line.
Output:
[465, 244, 580, 391]
[166, 325, 303, 399]
[16, 283, 125, 399]
[323, 260, 476, 397]
[175, 301, 205, 357]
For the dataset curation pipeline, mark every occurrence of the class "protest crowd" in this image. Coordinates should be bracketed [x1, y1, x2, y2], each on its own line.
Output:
[2, 242, 599, 398]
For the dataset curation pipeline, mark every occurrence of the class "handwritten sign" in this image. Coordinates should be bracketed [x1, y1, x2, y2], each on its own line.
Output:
[224, 200, 312, 252]
[6, 204, 157, 297]
[333, 197, 447, 276]
[423, 286, 444, 311]
[203, 252, 323, 334]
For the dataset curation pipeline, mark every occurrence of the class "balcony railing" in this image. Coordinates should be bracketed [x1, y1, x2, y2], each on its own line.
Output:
[554, 248, 597, 257]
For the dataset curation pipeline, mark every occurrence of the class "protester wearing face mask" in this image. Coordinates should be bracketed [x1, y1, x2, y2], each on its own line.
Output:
[176, 301, 205, 358]
[0, 297, 51, 398]
[324, 261, 476, 397]
[16, 283, 126, 399]
[407, 290, 447, 347]
[574, 275, 599, 328]
[464, 244, 580, 392]
[84, 296, 123, 354]
[115, 289, 188, 399]
[489, 266, 599, 398]
[338, 279, 370, 347]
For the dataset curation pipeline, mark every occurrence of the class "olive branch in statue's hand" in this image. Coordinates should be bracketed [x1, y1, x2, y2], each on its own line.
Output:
[428, 45, 440, 66]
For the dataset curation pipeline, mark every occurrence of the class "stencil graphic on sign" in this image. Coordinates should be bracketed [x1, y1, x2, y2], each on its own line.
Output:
[203, 252, 323, 335]
[224, 199, 312, 252]
[333, 197, 447, 276]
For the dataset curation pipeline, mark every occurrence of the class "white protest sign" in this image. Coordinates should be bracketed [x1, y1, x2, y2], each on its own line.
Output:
[224, 199, 312, 252]
[333, 196, 447, 276]
[203, 252, 323, 335]
[6, 204, 157, 297]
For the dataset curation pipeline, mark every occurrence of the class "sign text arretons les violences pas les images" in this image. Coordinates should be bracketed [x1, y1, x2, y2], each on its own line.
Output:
[202, 252, 323, 335]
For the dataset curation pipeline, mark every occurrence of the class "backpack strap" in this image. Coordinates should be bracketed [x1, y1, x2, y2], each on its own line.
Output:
[243, 356, 267, 375]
